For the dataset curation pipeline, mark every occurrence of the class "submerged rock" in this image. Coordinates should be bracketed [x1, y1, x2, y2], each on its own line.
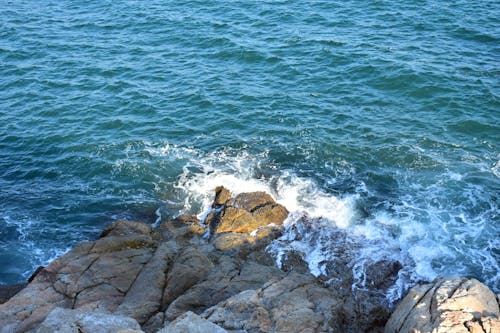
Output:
[385, 277, 500, 333]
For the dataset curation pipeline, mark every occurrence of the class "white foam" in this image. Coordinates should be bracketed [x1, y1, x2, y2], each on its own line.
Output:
[155, 146, 499, 299]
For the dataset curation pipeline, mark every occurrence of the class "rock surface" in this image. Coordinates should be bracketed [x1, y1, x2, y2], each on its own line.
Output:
[158, 311, 227, 333]
[385, 277, 500, 333]
[35, 307, 142, 333]
[0, 283, 26, 304]
[0, 187, 498, 333]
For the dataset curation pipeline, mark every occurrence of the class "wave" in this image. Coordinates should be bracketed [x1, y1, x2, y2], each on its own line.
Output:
[147, 145, 499, 301]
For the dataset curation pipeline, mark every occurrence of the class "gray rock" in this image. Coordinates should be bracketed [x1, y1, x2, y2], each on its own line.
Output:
[385, 277, 500, 333]
[202, 272, 343, 332]
[158, 311, 227, 333]
[35, 307, 142, 333]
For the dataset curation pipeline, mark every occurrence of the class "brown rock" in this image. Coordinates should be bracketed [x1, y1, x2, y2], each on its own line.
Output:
[385, 278, 500, 333]
[157, 215, 205, 241]
[100, 220, 153, 239]
[215, 191, 288, 234]
[212, 186, 232, 208]
[0, 220, 156, 332]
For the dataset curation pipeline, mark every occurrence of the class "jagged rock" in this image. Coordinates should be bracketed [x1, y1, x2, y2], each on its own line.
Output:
[0, 220, 155, 332]
[116, 241, 178, 324]
[35, 307, 142, 333]
[215, 192, 288, 233]
[158, 311, 227, 333]
[164, 256, 285, 321]
[385, 277, 500, 333]
[279, 250, 309, 274]
[365, 260, 402, 290]
[202, 272, 343, 332]
[212, 186, 231, 208]
[161, 247, 214, 308]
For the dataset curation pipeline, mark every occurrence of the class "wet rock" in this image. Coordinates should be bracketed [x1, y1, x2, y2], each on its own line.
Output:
[279, 250, 309, 274]
[5, 187, 495, 333]
[0, 282, 26, 304]
[212, 186, 231, 208]
[385, 277, 500, 333]
[35, 307, 142, 333]
[215, 191, 288, 234]
[365, 259, 403, 290]
[158, 311, 227, 333]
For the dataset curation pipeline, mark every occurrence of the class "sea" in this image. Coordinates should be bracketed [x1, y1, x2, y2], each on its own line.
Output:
[0, 1, 498, 301]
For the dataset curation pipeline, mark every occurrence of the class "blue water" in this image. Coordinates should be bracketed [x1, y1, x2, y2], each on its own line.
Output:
[0, 1, 498, 296]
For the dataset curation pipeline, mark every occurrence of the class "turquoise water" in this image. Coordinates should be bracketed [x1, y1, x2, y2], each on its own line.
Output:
[0, 1, 498, 296]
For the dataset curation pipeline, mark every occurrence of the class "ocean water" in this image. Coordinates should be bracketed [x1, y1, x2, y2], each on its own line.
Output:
[0, 1, 498, 299]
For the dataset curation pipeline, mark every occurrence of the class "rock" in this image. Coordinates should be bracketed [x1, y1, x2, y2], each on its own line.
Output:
[142, 312, 165, 333]
[157, 215, 205, 241]
[202, 272, 343, 332]
[212, 224, 283, 256]
[0, 282, 26, 304]
[365, 259, 403, 291]
[212, 186, 231, 208]
[161, 247, 214, 308]
[35, 307, 142, 333]
[116, 241, 178, 324]
[385, 277, 500, 333]
[0, 220, 156, 332]
[158, 311, 227, 333]
[100, 220, 153, 239]
[278, 250, 309, 274]
[9, 187, 495, 333]
[215, 192, 288, 234]
[164, 256, 285, 321]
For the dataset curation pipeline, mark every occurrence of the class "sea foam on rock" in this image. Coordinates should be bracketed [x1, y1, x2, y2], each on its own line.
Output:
[0, 186, 498, 333]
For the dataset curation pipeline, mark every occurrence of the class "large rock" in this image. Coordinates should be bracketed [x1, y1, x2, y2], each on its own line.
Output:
[0, 220, 156, 332]
[202, 272, 343, 332]
[35, 307, 142, 333]
[385, 278, 500, 333]
[164, 255, 285, 321]
[209, 191, 289, 234]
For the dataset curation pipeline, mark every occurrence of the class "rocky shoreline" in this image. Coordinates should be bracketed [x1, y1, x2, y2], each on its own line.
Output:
[0, 187, 498, 333]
